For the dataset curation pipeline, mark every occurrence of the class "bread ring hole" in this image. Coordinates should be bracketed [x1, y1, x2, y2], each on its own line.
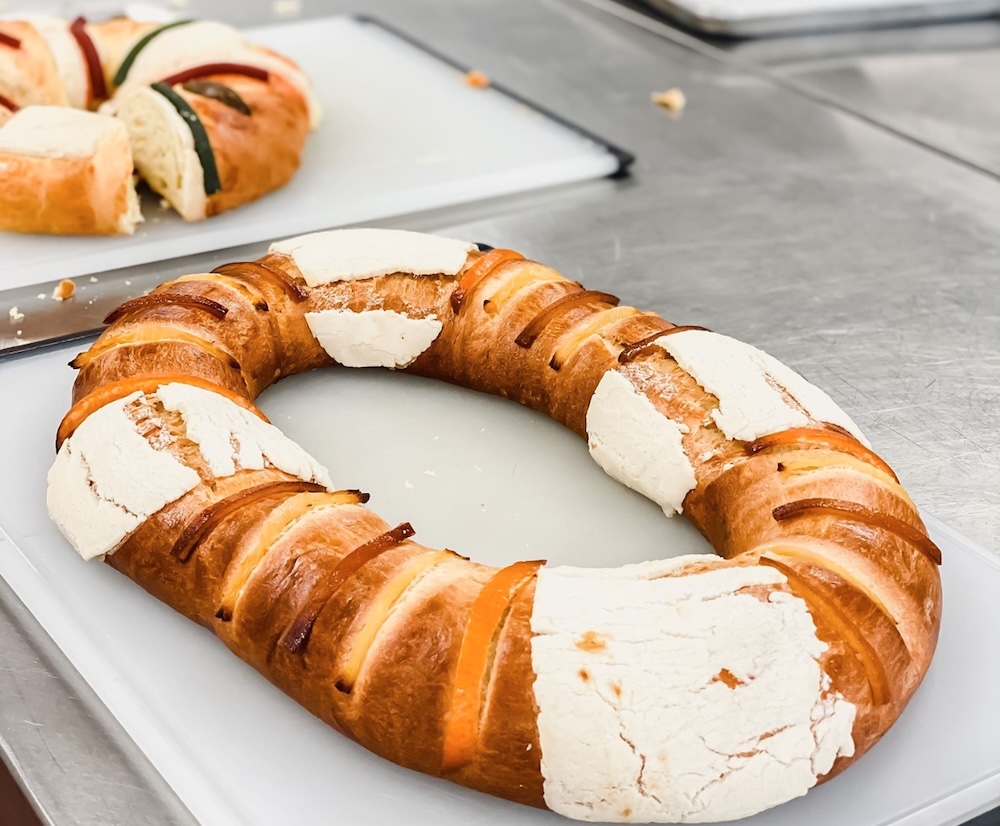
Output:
[253, 368, 716, 569]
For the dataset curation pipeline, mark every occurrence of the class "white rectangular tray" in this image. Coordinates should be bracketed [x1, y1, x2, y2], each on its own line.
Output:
[0, 15, 624, 292]
[639, 0, 1000, 36]
[0, 343, 998, 826]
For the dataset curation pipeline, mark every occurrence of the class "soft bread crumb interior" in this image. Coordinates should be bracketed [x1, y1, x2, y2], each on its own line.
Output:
[93, 113, 144, 235]
[117, 175, 144, 235]
[114, 88, 206, 221]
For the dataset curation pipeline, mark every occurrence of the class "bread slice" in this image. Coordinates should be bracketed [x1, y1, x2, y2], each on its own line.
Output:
[115, 73, 310, 222]
[0, 106, 142, 235]
[23, 15, 90, 109]
[0, 20, 68, 110]
[113, 86, 208, 221]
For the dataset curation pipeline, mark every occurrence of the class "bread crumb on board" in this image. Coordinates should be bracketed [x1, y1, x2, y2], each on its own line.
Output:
[9, 306, 24, 323]
[465, 70, 490, 89]
[53, 279, 76, 301]
[651, 87, 686, 114]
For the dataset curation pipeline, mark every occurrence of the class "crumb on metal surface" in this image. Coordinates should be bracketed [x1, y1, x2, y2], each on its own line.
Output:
[9, 306, 24, 323]
[53, 279, 76, 301]
[465, 70, 490, 89]
[651, 87, 686, 114]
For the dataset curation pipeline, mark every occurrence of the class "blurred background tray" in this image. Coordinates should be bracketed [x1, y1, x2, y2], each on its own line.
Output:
[638, 0, 1000, 37]
[0, 15, 628, 292]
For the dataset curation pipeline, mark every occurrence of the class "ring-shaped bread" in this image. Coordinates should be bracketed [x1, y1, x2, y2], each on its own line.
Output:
[48, 229, 942, 823]
[0, 17, 316, 234]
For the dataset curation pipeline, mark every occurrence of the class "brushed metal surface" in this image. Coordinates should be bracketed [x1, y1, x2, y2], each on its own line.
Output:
[711, 18, 1000, 178]
[0, 545, 197, 826]
[637, 0, 1000, 38]
[0, 0, 998, 824]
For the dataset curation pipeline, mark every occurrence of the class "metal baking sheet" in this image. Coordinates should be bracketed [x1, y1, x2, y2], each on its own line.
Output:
[638, 0, 1000, 37]
[0, 342, 998, 826]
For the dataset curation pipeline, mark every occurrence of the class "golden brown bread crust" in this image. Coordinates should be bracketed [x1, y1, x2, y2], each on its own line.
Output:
[64, 245, 942, 812]
[0, 113, 137, 235]
[0, 21, 66, 108]
[184, 72, 310, 218]
[87, 17, 156, 92]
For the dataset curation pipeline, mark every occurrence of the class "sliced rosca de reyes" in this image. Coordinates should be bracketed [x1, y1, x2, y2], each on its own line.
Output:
[0, 14, 317, 234]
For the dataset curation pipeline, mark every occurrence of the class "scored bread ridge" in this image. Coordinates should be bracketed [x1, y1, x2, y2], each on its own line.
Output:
[0, 15, 315, 234]
[53, 228, 942, 822]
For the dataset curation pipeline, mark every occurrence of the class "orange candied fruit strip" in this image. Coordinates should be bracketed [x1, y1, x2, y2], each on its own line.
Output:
[617, 324, 708, 364]
[515, 290, 618, 349]
[171, 483, 364, 563]
[748, 427, 898, 482]
[56, 375, 266, 450]
[441, 559, 543, 773]
[772, 497, 940, 566]
[69, 327, 240, 373]
[450, 249, 524, 313]
[760, 556, 894, 706]
[280, 522, 416, 653]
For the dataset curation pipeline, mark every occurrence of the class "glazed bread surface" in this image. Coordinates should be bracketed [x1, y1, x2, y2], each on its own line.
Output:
[49, 229, 942, 823]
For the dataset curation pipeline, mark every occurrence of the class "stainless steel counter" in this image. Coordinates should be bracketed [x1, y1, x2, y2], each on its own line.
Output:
[707, 16, 1000, 177]
[619, 1, 1000, 174]
[1, 0, 998, 823]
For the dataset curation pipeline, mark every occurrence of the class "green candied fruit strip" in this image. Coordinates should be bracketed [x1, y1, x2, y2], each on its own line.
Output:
[151, 81, 222, 196]
[113, 19, 193, 87]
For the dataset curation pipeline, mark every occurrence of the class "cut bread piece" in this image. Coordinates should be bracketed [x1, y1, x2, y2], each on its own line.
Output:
[0, 20, 68, 109]
[0, 106, 142, 235]
[115, 72, 309, 221]
[23, 15, 90, 109]
[114, 84, 208, 221]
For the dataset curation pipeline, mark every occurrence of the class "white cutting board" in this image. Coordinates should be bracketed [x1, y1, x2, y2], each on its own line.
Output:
[0, 345, 998, 826]
[0, 15, 621, 292]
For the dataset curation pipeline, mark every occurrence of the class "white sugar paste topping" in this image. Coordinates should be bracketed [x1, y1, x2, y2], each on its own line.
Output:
[154, 382, 331, 484]
[659, 330, 868, 445]
[47, 383, 332, 561]
[47, 393, 200, 560]
[586, 370, 696, 516]
[0, 106, 122, 158]
[269, 228, 475, 287]
[530, 558, 856, 823]
[304, 308, 442, 369]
